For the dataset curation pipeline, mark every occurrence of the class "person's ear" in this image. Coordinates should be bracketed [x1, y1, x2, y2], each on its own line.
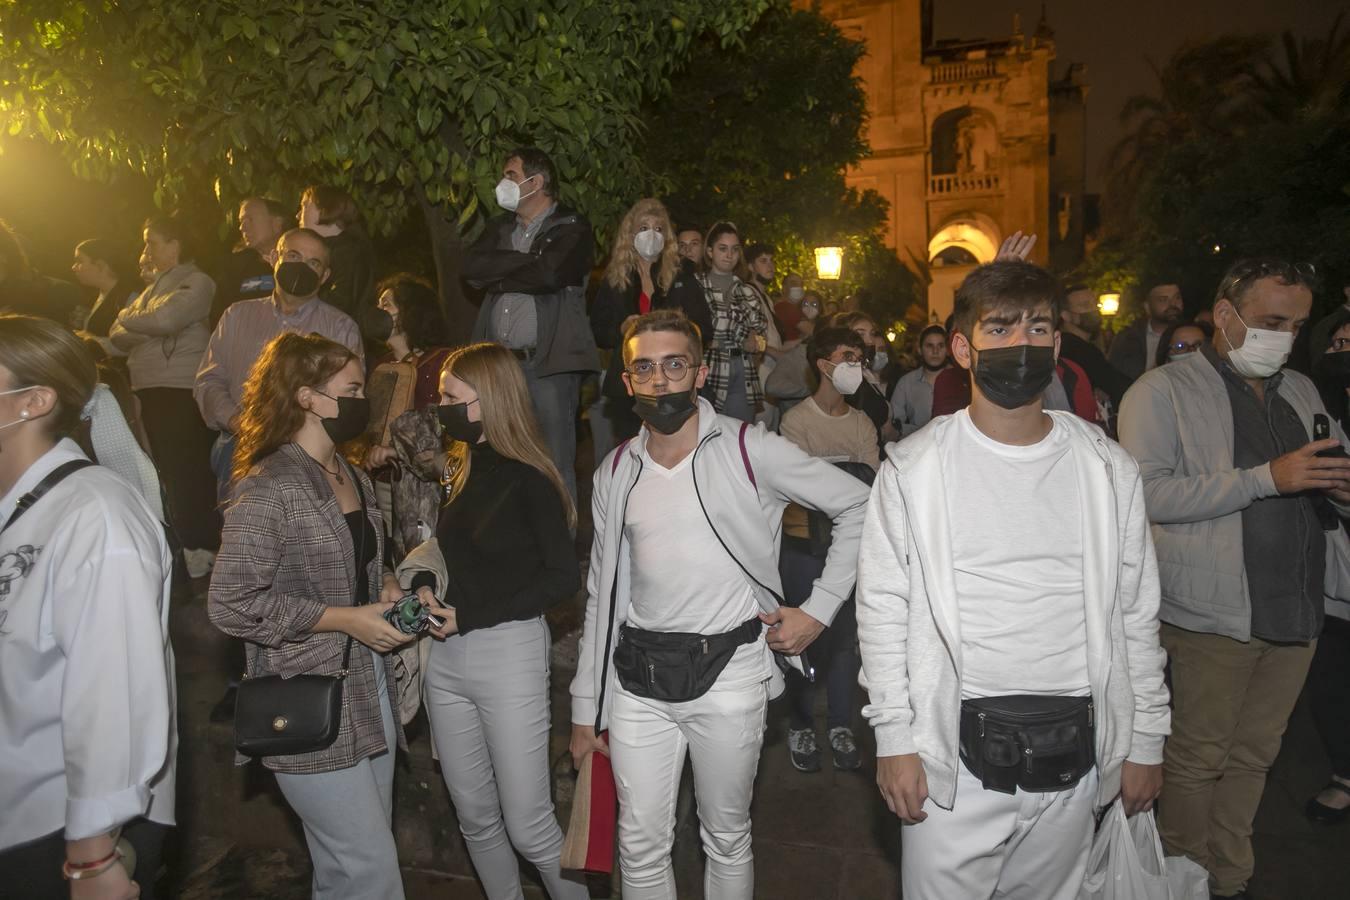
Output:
[621, 370, 635, 397]
[1053, 329, 1062, 364]
[265, 248, 280, 266]
[951, 331, 974, 371]
[694, 365, 709, 391]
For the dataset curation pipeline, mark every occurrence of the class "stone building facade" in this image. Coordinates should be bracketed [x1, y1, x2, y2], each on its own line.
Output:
[801, 0, 1088, 322]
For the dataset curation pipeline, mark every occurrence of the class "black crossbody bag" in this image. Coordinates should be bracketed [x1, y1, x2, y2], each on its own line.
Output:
[234, 483, 367, 758]
[958, 694, 1095, 794]
[1, 460, 94, 535]
[612, 616, 763, 703]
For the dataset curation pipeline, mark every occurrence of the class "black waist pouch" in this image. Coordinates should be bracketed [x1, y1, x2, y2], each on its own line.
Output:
[958, 694, 1095, 794]
[613, 616, 762, 702]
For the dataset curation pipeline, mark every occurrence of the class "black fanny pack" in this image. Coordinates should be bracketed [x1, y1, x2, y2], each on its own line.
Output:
[958, 694, 1095, 794]
[612, 616, 762, 703]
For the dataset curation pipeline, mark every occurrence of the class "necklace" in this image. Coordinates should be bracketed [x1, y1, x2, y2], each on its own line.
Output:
[318, 457, 345, 484]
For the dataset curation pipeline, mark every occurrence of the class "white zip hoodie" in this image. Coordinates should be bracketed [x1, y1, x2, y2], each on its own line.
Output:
[570, 399, 871, 731]
[857, 411, 1170, 810]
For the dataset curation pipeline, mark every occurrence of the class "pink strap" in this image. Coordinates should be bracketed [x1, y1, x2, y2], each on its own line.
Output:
[611, 438, 632, 475]
[738, 422, 756, 489]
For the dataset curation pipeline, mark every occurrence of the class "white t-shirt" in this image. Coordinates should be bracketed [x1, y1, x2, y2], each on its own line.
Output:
[624, 448, 771, 687]
[947, 410, 1090, 699]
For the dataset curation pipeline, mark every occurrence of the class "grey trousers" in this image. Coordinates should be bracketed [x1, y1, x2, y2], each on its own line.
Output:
[423, 617, 588, 900]
[520, 362, 581, 504]
[275, 650, 404, 900]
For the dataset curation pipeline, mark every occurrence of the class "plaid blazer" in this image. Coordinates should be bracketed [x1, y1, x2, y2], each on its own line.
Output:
[209, 442, 404, 775]
[698, 273, 766, 411]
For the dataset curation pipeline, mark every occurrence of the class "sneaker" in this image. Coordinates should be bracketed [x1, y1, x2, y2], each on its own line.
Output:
[184, 548, 216, 579]
[788, 727, 821, 773]
[829, 726, 862, 771]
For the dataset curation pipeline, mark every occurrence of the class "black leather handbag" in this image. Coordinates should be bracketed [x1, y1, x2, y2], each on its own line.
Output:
[234, 636, 353, 757]
[235, 480, 366, 757]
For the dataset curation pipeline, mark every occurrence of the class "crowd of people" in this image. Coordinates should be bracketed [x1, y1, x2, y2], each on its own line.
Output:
[1, 143, 1348, 900]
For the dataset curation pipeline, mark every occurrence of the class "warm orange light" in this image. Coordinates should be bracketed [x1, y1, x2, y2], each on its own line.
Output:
[814, 246, 843, 281]
[1098, 293, 1121, 317]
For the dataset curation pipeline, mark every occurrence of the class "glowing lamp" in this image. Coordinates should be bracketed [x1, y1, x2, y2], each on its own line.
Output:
[1098, 293, 1121, 318]
[814, 246, 843, 281]
[886, 330, 898, 343]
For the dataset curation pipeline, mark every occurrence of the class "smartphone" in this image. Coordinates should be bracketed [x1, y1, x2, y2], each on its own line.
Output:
[1314, 414, 1349, 458]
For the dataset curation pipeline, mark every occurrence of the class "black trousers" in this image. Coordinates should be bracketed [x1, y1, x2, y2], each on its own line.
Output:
[0, 820, 169, 900]
[135, 387, 221, 551]
[1309, 615, 1350, 777]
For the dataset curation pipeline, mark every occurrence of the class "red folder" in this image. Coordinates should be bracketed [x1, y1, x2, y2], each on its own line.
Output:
[560, 734, 617, 874]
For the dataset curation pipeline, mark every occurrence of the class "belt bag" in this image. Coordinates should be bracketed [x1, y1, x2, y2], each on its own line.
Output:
[958, 694, 1095, 794]
[612, 616, 762, 703]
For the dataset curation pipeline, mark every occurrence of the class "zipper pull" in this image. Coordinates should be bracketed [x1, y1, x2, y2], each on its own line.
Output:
[701, 638, 709, 655]
[1024, 747, 1034, 774]
[647, 663, 656, 687]
[978, 712, 986, 738]
[1087, 701, 1094, 728]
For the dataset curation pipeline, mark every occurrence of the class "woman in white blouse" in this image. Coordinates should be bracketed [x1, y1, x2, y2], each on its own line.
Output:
[0, 314, 176, 900]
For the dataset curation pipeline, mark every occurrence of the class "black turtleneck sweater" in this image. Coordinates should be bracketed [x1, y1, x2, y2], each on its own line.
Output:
[410, 442, 578, 634]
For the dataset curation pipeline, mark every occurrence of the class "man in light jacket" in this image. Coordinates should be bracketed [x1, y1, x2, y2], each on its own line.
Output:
[1118, 257, 1350, 900]
[859, 260, 1170, 899]
[569, 309, 869, 900]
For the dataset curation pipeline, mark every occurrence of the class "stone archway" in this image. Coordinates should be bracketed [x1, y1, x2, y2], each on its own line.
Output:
[926, 214, 1002, 323]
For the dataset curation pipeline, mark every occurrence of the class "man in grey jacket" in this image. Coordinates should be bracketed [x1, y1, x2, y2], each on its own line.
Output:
[464, 146, 599, 502]
[860, 261, 1169, 900]
[570, 310, 868, 900]
[1118, 257, 1350, 900]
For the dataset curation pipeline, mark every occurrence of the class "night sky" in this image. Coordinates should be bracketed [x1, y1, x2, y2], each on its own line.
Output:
[933, 0, 1349, 191]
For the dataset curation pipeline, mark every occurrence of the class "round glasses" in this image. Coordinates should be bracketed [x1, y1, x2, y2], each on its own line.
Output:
[627, 358, 693, 383]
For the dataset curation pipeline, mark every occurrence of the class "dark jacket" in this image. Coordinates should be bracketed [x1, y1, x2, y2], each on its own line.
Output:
[591, 262, 713, 401]
[1061, 331, 1134, 406]
[321, 230, 377, 320]
[465, 204, 600, 376]
[212, 248, 275, 327]
[1106, 319, 1151, 381]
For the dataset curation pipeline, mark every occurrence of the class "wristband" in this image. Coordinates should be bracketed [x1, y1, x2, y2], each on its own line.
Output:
[62, 846, 123, 880]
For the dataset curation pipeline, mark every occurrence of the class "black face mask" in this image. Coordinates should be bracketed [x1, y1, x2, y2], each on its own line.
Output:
[276, 260, 322, 297]
[315, 393, 371, 444]
[633, 389, 698, 435]
[438, 400, 483, 444]
[970, 344, 1057, 410]
[1318, 350, 1350, 387]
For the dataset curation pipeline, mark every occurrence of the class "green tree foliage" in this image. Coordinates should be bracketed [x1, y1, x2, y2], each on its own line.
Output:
[642, 2, 922, 323]
[0, 0, 769, 335]
[1099, 16, 1350, 318]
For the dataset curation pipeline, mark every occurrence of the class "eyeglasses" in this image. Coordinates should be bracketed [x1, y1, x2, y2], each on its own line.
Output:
[833, 351, 863, 364]
[1221, 260, 1318, 301]
[1332, 338, 1350, 352]
[627, 358, 693, 383]
[1170, 341, 1204, 354]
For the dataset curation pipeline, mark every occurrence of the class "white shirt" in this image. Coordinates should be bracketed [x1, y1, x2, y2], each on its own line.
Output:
[0, 440, 176, 848]
[947, 411, 1090, 699]
[624, 448, 771, 686]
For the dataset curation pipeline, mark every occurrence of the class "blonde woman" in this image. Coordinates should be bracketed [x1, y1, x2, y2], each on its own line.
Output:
[409, 342, 588, 900]
[590, 198, 711, 443]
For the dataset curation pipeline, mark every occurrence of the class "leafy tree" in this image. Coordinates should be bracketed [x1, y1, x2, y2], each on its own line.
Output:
[0, 0, 770, 338]
[642, 2, 922, 323]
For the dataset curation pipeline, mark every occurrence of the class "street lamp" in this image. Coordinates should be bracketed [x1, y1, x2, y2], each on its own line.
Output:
[814, 246, 843, 281]
[1097, 293, 1121, 318]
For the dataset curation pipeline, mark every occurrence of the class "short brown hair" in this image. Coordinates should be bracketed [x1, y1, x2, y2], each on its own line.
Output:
[0, 314, 98, 438]
[953, 261, 1063, 338]
[301, 185, 365, 234]
[622, 309, 703, 366]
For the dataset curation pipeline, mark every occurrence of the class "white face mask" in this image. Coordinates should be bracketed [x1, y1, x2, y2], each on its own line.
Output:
[802, 304, 820, 320]
[494, 175, 539, 212]
[634, 230, 664, 262]
[0, 386, 37, 434]
[788, 286, 805, 302]
[1221, 306, 1294, 379]
[828, 361, 864, 395]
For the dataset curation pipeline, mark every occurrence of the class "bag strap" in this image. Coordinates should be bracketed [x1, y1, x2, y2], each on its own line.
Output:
[737, 422, 756, 490]
[2, 460, 95, 535]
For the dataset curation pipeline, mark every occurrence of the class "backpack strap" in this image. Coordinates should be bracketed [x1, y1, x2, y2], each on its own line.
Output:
[738, 422, 756, 490]
[2, 459, 95, 535]
[610, 438, 633, 475]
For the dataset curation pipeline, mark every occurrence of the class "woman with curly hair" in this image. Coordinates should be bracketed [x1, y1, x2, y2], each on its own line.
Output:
[590, 198, 711, 445]
[408, 342, 588, 900]
[209, 332, 413, 899]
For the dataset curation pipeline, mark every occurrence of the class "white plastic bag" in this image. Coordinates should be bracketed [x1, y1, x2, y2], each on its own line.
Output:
[1165, 854, 1210, 900]
[1079, 801, 1170, 900]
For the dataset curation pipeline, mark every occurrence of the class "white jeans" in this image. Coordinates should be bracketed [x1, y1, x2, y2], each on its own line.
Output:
[901, 762, 1099, 900]
[608, 680, 768, 900]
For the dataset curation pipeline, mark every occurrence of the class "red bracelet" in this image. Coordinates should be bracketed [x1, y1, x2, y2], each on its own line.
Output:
[62, 846, 121, 880]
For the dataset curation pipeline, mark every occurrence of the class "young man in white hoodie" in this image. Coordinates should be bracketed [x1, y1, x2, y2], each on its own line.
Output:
[570, 309, 869, 900]
[857, 261, 1171, 899]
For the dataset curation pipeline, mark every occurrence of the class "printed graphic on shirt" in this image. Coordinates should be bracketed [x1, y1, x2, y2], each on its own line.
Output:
[240, 274, 274, 294]
[0, 544, 42, 633]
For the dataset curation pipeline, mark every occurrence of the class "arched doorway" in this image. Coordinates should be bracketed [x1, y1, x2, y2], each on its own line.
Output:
[926, 215, 1001, 323]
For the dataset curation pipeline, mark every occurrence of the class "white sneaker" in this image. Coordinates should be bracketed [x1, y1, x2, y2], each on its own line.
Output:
[184, 548, 216, 579]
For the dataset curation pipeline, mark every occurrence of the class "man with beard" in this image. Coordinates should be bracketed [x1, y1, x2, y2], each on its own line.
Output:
[890, 324, 950, 437]
[1059, 285, 1135, 409]
[1108, 281, 1183, 380]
